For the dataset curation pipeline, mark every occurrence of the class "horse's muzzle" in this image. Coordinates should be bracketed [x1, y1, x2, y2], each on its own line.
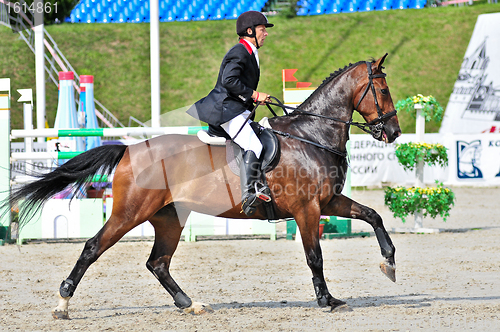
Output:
[382, 122, 402, 143]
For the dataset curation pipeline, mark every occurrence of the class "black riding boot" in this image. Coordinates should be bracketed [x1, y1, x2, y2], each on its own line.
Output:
[240, 150, 271, 216]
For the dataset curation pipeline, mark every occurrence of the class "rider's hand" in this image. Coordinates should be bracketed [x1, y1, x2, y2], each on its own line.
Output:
[253, 91, 270, 105]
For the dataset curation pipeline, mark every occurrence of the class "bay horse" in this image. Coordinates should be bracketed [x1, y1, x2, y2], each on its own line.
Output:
[6, 54, 401, 318]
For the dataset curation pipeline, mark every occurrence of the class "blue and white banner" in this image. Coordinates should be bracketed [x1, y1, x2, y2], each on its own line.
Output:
[444, 133, 500, 185]
[440, 13, 500, 134]
[350, 133, 500, 187]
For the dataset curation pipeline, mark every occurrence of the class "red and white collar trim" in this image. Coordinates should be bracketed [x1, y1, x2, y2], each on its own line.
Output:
[239, 39, 254, 55]
[239, 39, 259, 68]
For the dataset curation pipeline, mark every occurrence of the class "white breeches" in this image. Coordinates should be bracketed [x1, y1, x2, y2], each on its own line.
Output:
[220, 110, 263, 159]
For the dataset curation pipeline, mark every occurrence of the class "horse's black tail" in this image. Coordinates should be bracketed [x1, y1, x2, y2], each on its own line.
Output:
[2, 144, 128, 228]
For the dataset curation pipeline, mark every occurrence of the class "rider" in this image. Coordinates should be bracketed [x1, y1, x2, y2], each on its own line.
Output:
[187, 11, 274, 216]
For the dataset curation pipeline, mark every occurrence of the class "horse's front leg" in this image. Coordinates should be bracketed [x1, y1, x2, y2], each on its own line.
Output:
[294, 206, 352, 312]
[323, 194, 396, 282]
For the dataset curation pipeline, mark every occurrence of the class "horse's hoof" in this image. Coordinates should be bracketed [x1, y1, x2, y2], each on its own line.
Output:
[380, 261, 396, 282]
[52, 309, 69, 320]
[183, 302, 214, 315]
[317, 295, 329, 307]
[331, 304, 353, 313]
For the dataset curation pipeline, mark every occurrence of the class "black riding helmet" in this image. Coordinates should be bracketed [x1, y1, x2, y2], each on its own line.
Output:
[236, 11, 274, 49]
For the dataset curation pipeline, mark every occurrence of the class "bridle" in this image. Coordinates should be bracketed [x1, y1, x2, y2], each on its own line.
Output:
[353, 61, 397, 139]
[267, 61, 397, 139]
[236, 61, 398, 158]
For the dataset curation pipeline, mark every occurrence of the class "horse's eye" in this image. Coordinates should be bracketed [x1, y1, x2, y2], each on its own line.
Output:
[381, 89, 388, 95]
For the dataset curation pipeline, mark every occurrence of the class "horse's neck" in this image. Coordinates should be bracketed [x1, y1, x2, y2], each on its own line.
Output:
[297, 77, 354, 150]
[301, 73, 355, 121]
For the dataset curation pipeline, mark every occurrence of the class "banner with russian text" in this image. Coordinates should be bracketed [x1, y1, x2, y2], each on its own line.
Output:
[350, 133, 500, 187]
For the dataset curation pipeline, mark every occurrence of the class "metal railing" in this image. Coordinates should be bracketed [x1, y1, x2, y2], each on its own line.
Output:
[0, 0, 127, 130]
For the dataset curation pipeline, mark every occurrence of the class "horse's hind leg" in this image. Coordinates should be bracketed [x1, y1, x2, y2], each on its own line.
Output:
[324, 194, 396, 282]
[147, 204, 213, 314]
[52, 192, 162, 319]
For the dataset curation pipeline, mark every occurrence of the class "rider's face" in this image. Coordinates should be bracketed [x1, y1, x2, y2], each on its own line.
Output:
[247, 25, 268, 47]
[255, 25, 268, 47]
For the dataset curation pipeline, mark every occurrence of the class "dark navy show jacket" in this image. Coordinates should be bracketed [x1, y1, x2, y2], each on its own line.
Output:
[187, 40, 260, 126]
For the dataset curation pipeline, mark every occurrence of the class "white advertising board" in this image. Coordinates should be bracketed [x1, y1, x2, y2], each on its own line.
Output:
[350, 133, 500, 187]
[440, 13, 500, 134]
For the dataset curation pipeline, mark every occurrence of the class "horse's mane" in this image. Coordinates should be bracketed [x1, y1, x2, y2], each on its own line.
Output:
[300, 59, 374, 106]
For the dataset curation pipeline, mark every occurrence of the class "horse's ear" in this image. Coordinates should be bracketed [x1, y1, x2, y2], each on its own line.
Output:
[373, 53, 388, 72]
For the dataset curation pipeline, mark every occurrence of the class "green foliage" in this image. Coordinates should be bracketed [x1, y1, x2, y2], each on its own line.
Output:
[395, 94, 444, 122]
[320, 215, 330, 223]
[278, 0, 301, 18]
[388, 95, 452, 223]
[384, 182, 455, 222]
[395, 142, 448, 171]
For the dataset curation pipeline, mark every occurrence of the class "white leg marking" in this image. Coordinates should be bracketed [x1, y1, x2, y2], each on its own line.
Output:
[183, 302, 214, 315]
[52, 293, 71, 319]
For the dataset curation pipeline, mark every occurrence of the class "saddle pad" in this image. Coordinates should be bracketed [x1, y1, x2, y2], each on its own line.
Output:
[196, 130, 226, 146]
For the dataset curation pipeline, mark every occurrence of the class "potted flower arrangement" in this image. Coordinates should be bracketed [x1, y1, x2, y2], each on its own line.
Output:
[395, 142, 448, 171]
[319, 215, 330, 238]
[395, 94, 444, 122]
[384, 182, 455, 223]
[384, 94, 454, 226]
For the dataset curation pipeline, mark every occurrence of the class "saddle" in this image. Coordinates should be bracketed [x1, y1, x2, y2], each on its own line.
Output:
[196, 118, 280, 176]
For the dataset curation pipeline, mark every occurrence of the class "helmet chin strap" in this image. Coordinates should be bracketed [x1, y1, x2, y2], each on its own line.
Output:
[253, 29, 260, 49]
[246, 27, 260, 49]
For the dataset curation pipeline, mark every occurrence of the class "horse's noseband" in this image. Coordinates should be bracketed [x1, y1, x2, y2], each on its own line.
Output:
[354, 61, 397, 139]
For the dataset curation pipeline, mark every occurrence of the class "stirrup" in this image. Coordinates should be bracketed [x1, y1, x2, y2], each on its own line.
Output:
[254, 182, 271, 203]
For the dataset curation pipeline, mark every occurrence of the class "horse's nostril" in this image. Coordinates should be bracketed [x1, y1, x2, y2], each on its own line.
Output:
[394, 130, 401, 138]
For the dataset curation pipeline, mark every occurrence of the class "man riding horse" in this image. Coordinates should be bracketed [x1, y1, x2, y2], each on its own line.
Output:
[187, 11, 274, 217]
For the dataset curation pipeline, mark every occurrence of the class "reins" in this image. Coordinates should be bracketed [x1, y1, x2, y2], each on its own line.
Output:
[233, 61, 397, 159]
[265, 96, 382, 137]
[270, 127, 348, 158]
[231, 98, 348, 158]
[264, 96, 348, 158]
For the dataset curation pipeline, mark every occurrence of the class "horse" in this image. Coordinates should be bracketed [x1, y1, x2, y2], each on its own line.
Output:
[5, 54, 401, 318]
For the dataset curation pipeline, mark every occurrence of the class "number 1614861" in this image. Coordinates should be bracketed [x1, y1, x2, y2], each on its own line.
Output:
[8, 1, 58, 15]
